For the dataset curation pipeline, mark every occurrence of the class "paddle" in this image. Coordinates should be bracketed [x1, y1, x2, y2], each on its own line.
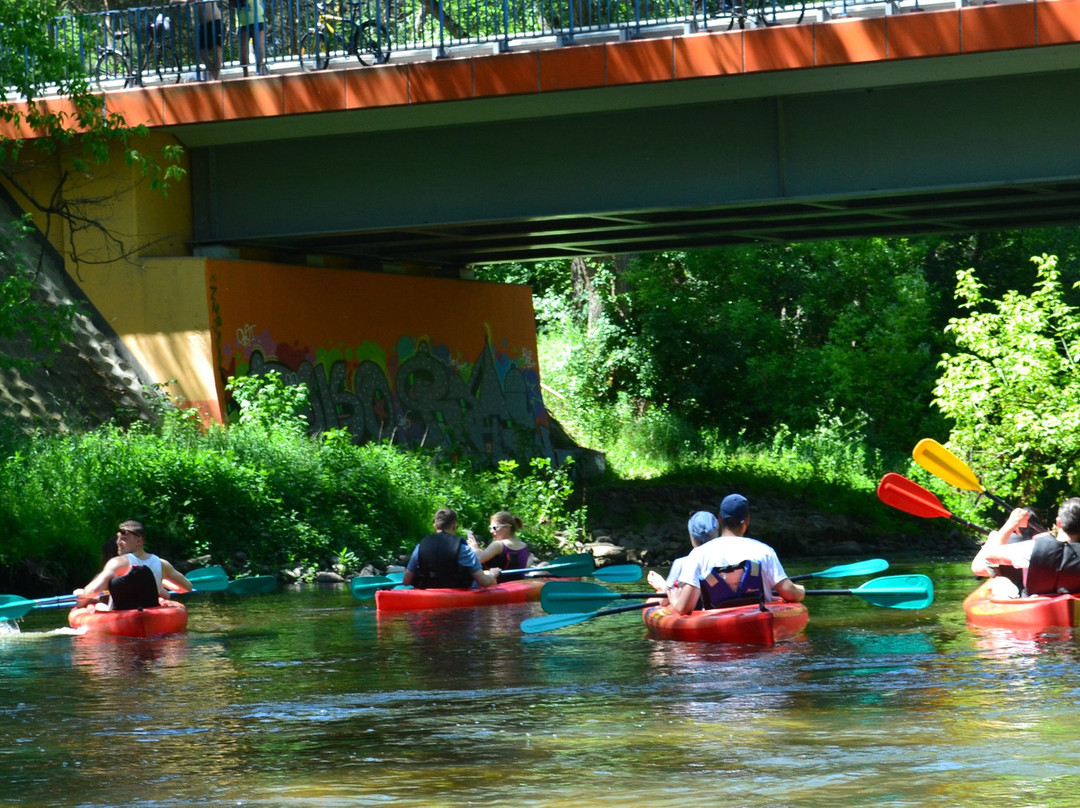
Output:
[185, 566, 230, 592]
[583, 563, 643, 583]
[877, 472, 991, 535]
[0, 594, 81, 621]
[790, 558, 890, 581]
[912, 438, 1044, 530]
[501, 552, 595, 578]
[541, 569, 923, 615]
[521, 601, 650, 633]
[226, 575, 278, 595]
[0, 564, 237, 621]
[541, 559, 891, 614]
[349, 575, 405, 601]
[803, 574, 934, 610]
[527, 574, 933, 632]
[540, 581, 659, 613]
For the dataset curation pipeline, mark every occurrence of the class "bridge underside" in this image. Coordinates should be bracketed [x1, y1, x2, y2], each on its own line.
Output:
[183, 48, 1080, 266]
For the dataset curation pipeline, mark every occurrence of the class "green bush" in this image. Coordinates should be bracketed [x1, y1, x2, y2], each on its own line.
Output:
[0, 376, 588, 593]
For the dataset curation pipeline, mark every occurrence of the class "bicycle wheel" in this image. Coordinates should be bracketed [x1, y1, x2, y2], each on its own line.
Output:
[351, 21, 387, 66]
[300, 30, 341, 70]
[156, 44, 182, 84]
[94, 49, 129, 88]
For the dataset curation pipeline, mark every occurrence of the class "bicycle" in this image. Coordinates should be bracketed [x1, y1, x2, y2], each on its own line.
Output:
[692, 0, 805, 30]
[299, 0, 388, 70]
[94, 14, 181, 88]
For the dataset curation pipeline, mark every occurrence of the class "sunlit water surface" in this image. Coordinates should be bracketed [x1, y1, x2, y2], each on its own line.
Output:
[3, 560, 1080, 807]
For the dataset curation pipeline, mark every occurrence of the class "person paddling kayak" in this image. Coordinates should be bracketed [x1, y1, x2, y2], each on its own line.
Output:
[402, 508, 501, 589]
[971, 499, 1080, 597]
[663, 495, 805, 614]
[468, 510, 533, 582]
[74, 521, 192, 611]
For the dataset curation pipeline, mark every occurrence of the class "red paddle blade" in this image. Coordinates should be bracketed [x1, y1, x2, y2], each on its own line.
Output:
[877, 473, 951, 519]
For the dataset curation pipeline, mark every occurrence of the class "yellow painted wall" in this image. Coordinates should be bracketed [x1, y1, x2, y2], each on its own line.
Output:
[1, 130, 216, 416]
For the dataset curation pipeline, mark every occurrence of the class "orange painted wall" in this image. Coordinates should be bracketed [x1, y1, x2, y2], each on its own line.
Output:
[207, 260, 551, 458]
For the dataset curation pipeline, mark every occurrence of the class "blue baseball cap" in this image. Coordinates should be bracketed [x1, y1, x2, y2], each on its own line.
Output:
[688, 511, 719, 542]
[720, 494, 749, 523]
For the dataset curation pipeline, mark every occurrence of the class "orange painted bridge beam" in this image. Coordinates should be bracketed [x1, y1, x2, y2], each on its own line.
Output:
[6, 0, 1080, 139]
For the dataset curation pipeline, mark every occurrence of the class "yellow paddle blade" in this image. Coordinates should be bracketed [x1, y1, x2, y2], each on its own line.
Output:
[912, 438, 985, 493]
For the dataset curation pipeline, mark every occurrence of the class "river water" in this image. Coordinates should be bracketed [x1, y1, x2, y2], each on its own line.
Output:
[2, 559, 1079, 808]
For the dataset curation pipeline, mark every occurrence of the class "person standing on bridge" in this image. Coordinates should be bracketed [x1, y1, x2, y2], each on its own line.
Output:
[179, 0, 224, 80]
[231, 0, 268, 77]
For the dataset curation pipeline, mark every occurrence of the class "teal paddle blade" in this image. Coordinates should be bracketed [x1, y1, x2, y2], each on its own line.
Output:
[541, 581, 616, 613]
[853, 574, 934, 609]
[0, 595, 36, 621]
[811, 559, 890, 579]
[349, 575, 400, 601]
[227, 576, 277, 595]
[591, 564, 643, 583]
[187, 567, 229, 590]
[805, 575, 934, 610]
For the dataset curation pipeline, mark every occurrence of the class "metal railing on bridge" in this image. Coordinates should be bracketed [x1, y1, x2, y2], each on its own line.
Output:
[47, 0, 945, 88]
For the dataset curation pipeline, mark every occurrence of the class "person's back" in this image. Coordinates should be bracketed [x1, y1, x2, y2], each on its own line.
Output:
[668, 495, 804, 614]
[403, 508, 501, 590]
[109, 562, 160, 610]
[1025, 532, 1080, 595]
[684, 534, 779, 604]
[415, 531, 474, 589]
[973, 499, 1080, 596]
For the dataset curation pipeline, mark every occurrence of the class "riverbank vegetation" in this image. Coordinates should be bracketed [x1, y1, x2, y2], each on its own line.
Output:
[477, 229, 1080, 532]
[4, 227, 1080, 593]
[0, 374, 583, 593]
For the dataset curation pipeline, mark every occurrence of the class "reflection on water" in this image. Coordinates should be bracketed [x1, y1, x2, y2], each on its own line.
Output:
[3, 563, 1080, 807]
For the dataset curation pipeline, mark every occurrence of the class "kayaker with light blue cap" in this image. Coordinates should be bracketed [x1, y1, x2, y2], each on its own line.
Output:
[664, 494, 805, 614]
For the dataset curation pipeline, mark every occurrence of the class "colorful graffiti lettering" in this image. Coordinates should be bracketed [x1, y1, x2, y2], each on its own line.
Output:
[243, 340, 552, 460]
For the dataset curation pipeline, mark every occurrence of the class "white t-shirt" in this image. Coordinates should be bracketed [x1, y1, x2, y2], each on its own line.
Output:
[677, 536, 789, 595]
[665, 556, 689, 587]
[974, 538, 1036, 573]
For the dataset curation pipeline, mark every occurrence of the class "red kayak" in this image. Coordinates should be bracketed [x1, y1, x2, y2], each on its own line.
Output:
[68, 599, 188, 637]
[376, 578, 555, 612]
[963, 579, 1080, 629]
[642, 600, 809, 645]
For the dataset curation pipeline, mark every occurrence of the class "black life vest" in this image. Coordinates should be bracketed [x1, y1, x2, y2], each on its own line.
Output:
[1024, 534, 1080, 595]
[415, 532, 474, 589]
[700, 560, 766, 610]
[109, 564, 159, 610]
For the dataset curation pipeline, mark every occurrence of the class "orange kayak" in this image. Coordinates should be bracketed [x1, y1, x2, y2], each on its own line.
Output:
[642, 600, 809, 645]
[963, 579, 1080, 629]
[375, 579, 551, 612]
[68, 599, 188, 637]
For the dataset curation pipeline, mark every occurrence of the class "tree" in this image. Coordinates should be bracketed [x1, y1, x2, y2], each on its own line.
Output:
[933, 254, 1080, 513]
[0, 0, 183, 369]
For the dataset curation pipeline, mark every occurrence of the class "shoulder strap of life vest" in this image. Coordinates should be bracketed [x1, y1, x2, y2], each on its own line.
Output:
[700, 560, 766, 610]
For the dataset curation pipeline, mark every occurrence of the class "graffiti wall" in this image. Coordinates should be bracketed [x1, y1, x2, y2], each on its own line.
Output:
[206, 260, 552, 460]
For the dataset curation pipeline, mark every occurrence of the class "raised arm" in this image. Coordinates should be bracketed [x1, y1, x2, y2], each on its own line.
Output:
[972, 507, 1030, 576]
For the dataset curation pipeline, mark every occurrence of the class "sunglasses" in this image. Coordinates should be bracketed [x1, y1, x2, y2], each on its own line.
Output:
[490, 524, 510, 532]
[117, 529, 138, 537]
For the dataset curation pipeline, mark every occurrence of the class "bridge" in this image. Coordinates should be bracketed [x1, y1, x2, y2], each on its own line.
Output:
[5, 0, 1080, 453]
[76, 0, 1080, 267]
